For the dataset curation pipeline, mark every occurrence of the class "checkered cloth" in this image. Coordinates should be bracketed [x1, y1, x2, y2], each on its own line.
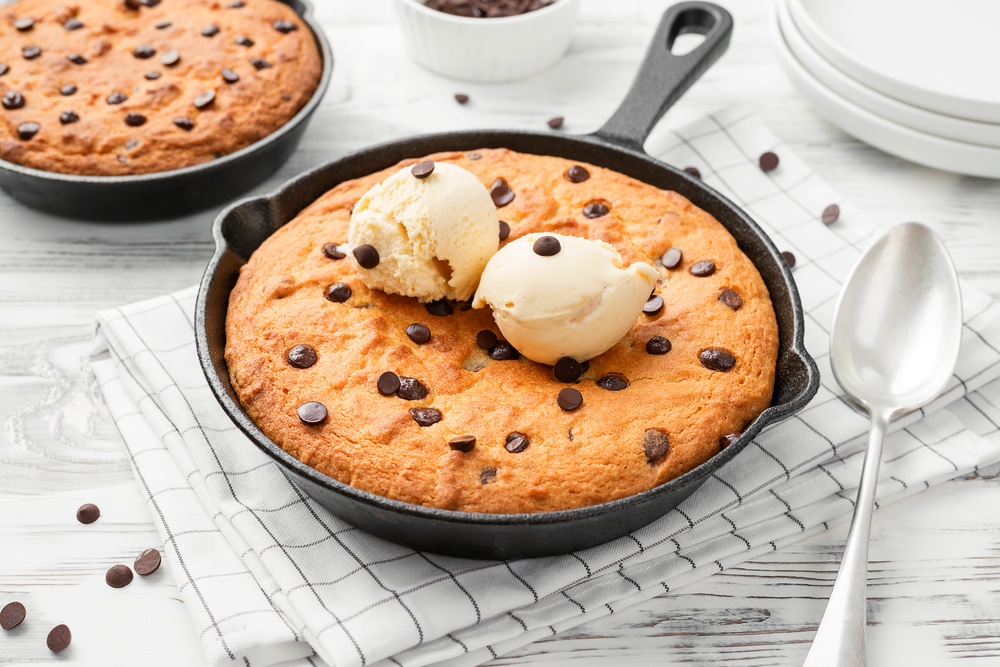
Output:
[90, 106, 1000, 667]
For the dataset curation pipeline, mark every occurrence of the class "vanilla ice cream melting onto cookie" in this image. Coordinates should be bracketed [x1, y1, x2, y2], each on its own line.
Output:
[472, 233, 659, 365]
[348, 161, 499, 302]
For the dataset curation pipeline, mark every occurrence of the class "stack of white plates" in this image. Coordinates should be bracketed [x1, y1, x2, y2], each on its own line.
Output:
[772, 0, 1000, 178]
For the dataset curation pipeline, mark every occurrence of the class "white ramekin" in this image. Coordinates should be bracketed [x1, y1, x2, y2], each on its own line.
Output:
[394, 0, 582, 83]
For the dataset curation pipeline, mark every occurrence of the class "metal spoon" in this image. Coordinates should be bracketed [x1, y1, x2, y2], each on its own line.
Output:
[802, 222, 963, 667]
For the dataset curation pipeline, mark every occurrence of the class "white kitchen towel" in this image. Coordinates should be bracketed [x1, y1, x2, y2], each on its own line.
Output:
[90, 106, 1000, 667]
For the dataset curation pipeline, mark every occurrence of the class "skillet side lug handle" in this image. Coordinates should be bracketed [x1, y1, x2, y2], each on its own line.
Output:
[592, 1, 733, 151]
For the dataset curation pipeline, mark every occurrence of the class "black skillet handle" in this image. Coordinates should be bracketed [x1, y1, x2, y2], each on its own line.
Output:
[591, 2, 733, 152]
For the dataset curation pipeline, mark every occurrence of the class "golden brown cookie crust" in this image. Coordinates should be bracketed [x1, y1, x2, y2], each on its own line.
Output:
[225, 149, 780, 514]
[0, 0, 321, 175]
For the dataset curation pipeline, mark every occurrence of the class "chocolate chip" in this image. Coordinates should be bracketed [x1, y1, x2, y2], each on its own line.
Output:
[553, 356, 583, 383]
[719, 432, 740, 449]
[235, 35, 254, 47]
[758, 151, 780, 172]
[297, 401, 327, 424]
[322, 243, 345, 259]
[565, 165, 590, 183]
[643, 429, 669, 464]
[467, 151, 481, 160]
[352, 244, 379, 269]
[557, 387, 583, 411]
[547, 116, 564, 129]
[68, 53, 87, 65]
[287, 344, 317, 368]
[700, 347, 736, 372]
[156, 20, 172, 29]
[596, 374, 628, 391]
[133, 44, 156, 59]
[505, 432, 529, 453]
[145, 71, 161, 80]
[479, 467, 497, 483]
[406, 323, 431, 345]
[377, 371, 400, 396]
[476, 330, 498, 349]
[125, 112, 146, 127]
[689, 259, 715, 277]
[107, 92, 127, 105]
[0, 64, 8, 77]
[411, 160, 434, 179]
[2, 91, 25, 110]
[228, 0, 246, 6]
[324, 282, 351, 302]
[660, 247, 682, 269]
[202, 24, 220, 37]
[251, 58, 272, 70]
[782, 250, 796, 268]
[193, 91, 216, 109]
[646, 336, 671, 355]
[17, 122, 40, 140]
[173, 116, 194, 131]
[60, 110, 79, 124]
[60, 84, 77, 96]
[106, 564, 133, 588]
[582, 201, 610, 218]
[683, 166, 701, 179]
[76, 503, 100, 524]
[46, 624, 72, 653]
[15, 17, 35, 31]
[397, 377, 429, 400]
[134, 548, 161, 576]
[409, 407, 442, 427]
[273, 19, 298, 33]
[1, 602, 26, 630]
[454, 93, 469, 104]
[489, 341, 519, 360]
[160, 50, 180, 66]
[222, 67, 240, 83]
[490, 178, 514, 207]
[425, 299, 453, 316]
[125, 0, 143, 8]
[498, 220, 510, 241]
[532, 235, 560, 257]
[449, 435, 476, 452]
[822, 203, 840, 225]
[23, 46, 41, 60]
[718, 288, 743, 310]
[643, 294, 663, 315]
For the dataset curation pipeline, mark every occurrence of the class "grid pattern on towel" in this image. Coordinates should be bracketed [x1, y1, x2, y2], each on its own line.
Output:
[90, 106, 1000, 667]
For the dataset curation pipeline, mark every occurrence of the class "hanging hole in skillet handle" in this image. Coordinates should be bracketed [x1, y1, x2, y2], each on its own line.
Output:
[592, 2, 733, 152]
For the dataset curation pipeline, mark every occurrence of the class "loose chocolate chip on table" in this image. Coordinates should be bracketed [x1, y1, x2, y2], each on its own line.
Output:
[557, 387, 583, 411]
[193, 91, 216, 109]
[64, 18, 84, 30]
[643, 294, 663, 315]
[498, 220, 510, 241]
[145, 71, 161, 80]
[643, 429, 669, 464]
[479, 468, 497, 484]
[406, 323, 431, 344]
[202, 24, 220, 37]
[660, 247, 682, 269]
[699, 347, 736, 372]
[411, 160, 435, 179]
[410, 407, 442, 427]
[60, 110, 79, 124]
[532, 235, 560, 256]
[718, 288, 743, 310]
[105, 564, 134, 588]
[425, 299, 453, 316]
[719, 433, 741, 449]
[287, 344, 317, 368]
[596, 374, 628, 391]
[352, 244, 380, 269]
[645, 336, 671, 355]
[489, 340, 519, 361]
[377, 371, 400, 396]
[160, 50, 180, 66]
[23, 46, 41, 60]
[689, 259, 715, 277]
[476, 329, 498, 349]
[553, 356, 583, 383]
[583, 201, 610, 218]
[125, 112, 146, 127]
[505, 432, 529, 453]
[297, 401, 328, 424]
[1, 601, 26, 630]
[17, 122, 40, 140]
[222, 68, 240, 83]
[490, 178, 514, 207]
[107, 92, 127, 105]
[68, 53, 87, 65]
[156, 20, 172, 29]
[565, 165, 590, 183]
[173, 117, 195, 131]
[397, 377, 429, 401]
[449, 435, 476, 452]
[134, 548, 162, 576]
[2, 91, 25, 110]
[14, 17, 35, 31]
[251, 58, 272, 70]
[0, 64, 8, 77]
[782, 250, 796, 268]
[547, 116, 564, 129]
[76, 502, 100, 524]
[758, 150, 780, 172]
[273, 19, 298, 33]
[683, 166, 701, 179]
[324, 282, 351, 302]
[133, 45, 156, 59]
[46, 624, 72, 653]
[454, 93, 469, 104]
[322, 243, 345, 259]
[822, 203, 840, 225]
[60, 84, 77, 95]
[235, 36, 254, 47]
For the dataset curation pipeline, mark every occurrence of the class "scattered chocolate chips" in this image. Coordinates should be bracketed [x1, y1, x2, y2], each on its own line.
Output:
[758, 151, 780, 173]
[476, 329, 498, 349]
[449, 435, 476, 452]
[498, 220, 510, 241]
[133, 44, 156, 59]
[46, 624, 72, 653]
[683, 166, 701, 179]
[643, 294, 664, 316]
[324, 282, 351, 303]
[2, 91, 25, 110]
[68, 53, 87, 65]
[105, 564, 134, 588]
[565, 165, 590, 183]
[222, 67, 240, 83]
[145, 71, 161, 80]
[60, 110, 79, 124]
[17, 122, 40, 140]
[699, 347, 736, 372]
[202, 24, 220, 37]
[287, 344, 318, 368]
[822, 203, 840, 225]
[273, 19, 298, 33]
[425, 299, 453, 316]
[76, 503, 100, 524]
[689, 259, 716, 277]
[410, 407, 442, 427]
[134, 548, 161, 576]
[107, 92, 127, 105]
[377, 371, 401, 396]
[505, 432, 529, 453]
[235, 35, 254, 47]
[532, 235, 560, 256]
[554, 356, 583, 383]
[160, 50, 180, 66]
[406, 323, 431, 344]
[490, 178, 514, 207]
[489, 340, 519, 360]
[173, 116, 194, 131]
[582, 201, 610, 218]
[297, 401, 328, 424]
[0, 64, 8, 77]
[251, 58, 272, 70]
[479, 468, 497, 484]
[718, 288, 743, 310]
[547, 116, 564, 129]
[125, 112, 146, 127]
[719, 432, 741, 449]
[643, 429, 669, 464]
[660, 247, 682, 269]
[14, 17, 35, 31]
[156, 20, 172, 29]
[193, 91, 216, 109]
[397, 377, 429, 401]
[645, 336, 671, 355]
[22, 46, 41, 60]
[1, 601, 26, 630]
[352, 244, 380, 269]
[411, 160, 435, 179]
[60, 84, 77, 96]
[454, 93, 469, 104]
[782, 250, 796, 268]
[596, 374, 628, 391]
[557, 387, 583, 411]
[322, 243, 345, 259]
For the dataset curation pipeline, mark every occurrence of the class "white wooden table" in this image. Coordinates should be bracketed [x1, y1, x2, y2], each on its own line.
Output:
[3, 1, 1000, 665]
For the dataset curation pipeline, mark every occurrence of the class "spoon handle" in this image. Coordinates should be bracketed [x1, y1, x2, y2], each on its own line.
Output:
[802, 408, 892, 667]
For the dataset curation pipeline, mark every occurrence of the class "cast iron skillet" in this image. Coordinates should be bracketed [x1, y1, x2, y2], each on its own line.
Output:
[0, 0, 332, 222]
[197, 1, 820, 559]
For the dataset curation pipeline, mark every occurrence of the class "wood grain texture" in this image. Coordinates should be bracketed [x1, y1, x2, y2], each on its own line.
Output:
[1, 0, 999, 665]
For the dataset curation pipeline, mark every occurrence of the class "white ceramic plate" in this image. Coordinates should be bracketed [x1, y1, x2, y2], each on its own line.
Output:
[787, 0, 1000, 124]
[771, 3, 1000, 179]
[778, 0, 1000, 149]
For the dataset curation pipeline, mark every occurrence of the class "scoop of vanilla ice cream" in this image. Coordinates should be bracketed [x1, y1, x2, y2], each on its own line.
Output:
[348, 161, 499, 302]
[472, 233, 659, 365]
